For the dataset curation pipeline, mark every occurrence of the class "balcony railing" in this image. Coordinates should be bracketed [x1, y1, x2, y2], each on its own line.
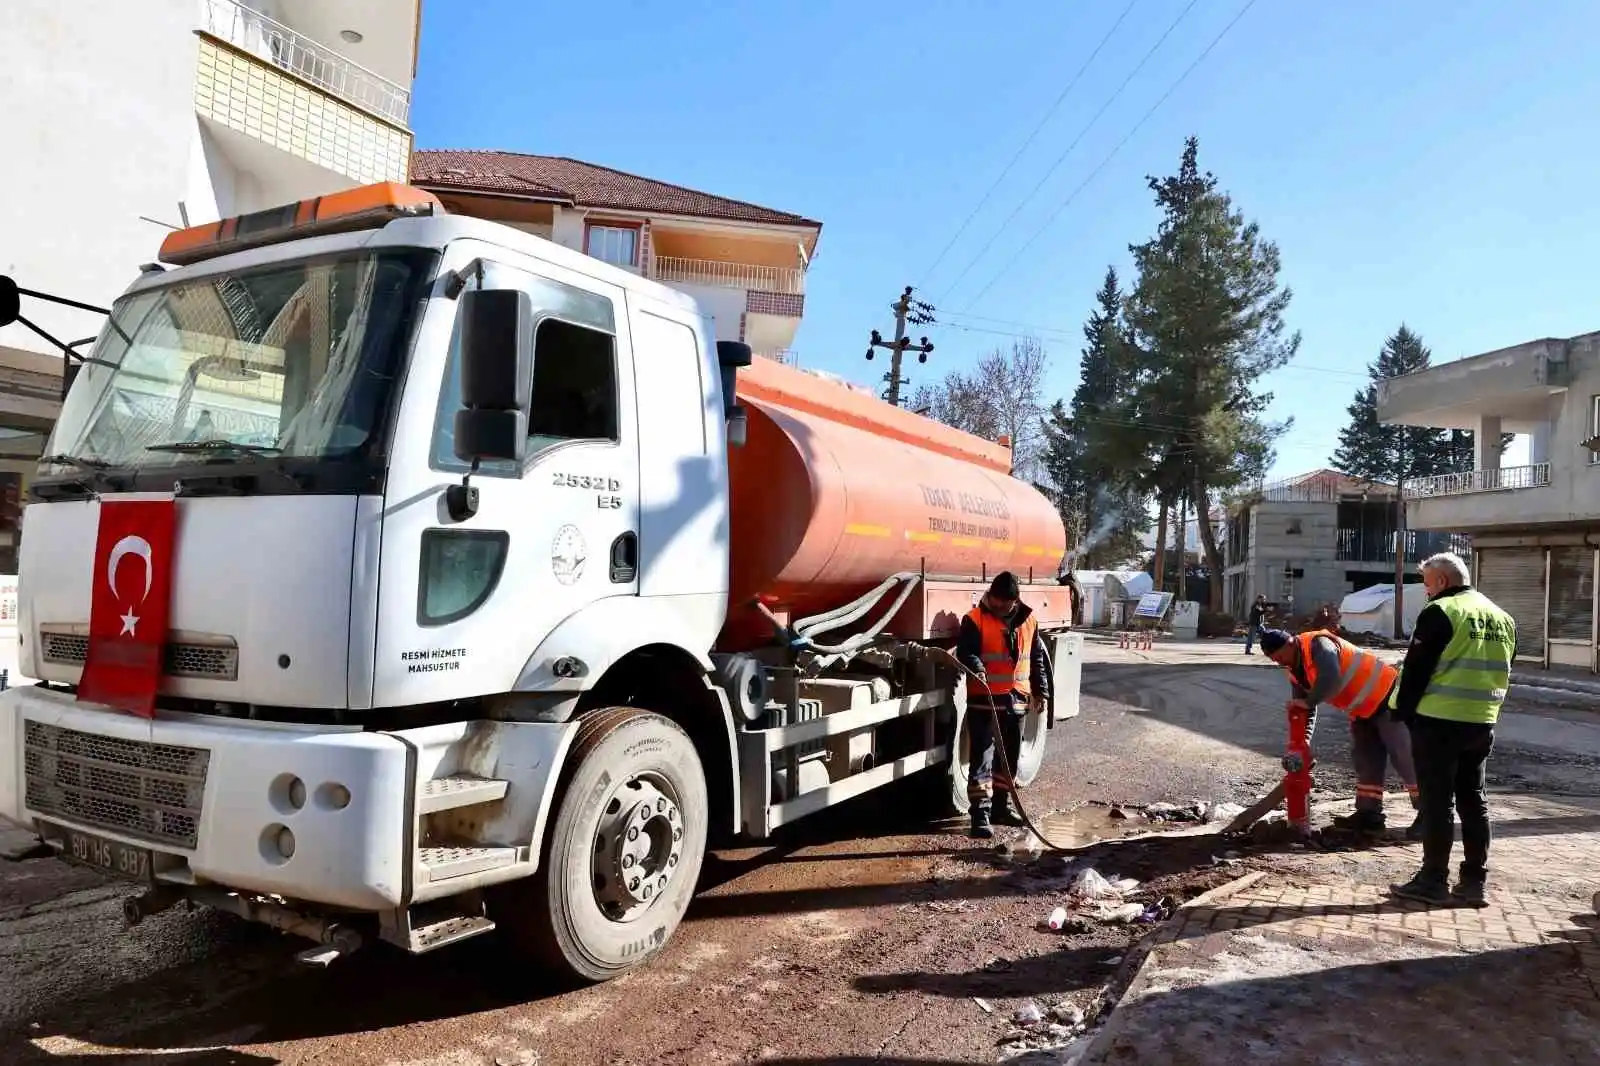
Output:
[200, 0, 411, 126]
[652, 256, 804, 295]
[1335, 528, 1473, 564]
[1402, 463, 1551, 500]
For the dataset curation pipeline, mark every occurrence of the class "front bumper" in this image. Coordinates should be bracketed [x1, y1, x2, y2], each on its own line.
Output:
[0, 686, 410, 910]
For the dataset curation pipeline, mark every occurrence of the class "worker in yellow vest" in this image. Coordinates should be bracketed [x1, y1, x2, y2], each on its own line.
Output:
[1260, 627, 1422, 838]
[1388, 552, 1515, 908]
[956, 571, 1051, 839]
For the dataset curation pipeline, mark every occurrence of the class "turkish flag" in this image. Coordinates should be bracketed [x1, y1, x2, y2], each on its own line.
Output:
[77, 498, 178, 718]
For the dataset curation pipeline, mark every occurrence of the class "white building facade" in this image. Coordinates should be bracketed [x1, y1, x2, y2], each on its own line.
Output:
[0, 0, 421, 536]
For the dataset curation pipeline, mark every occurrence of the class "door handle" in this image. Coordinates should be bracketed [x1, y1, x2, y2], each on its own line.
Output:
[610, 532, 637, 583]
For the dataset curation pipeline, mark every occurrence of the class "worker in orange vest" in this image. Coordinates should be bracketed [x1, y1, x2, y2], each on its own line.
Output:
[956, 571, 1051, 839]
[1259, 628, 1422, 838]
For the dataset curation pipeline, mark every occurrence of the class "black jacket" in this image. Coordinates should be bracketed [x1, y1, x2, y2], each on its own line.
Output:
[955, 602, 1052, 707]
[1391, 585, 1467, 721]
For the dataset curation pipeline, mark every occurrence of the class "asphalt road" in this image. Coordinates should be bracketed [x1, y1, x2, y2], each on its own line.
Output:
[3, 638, 1596, 1065]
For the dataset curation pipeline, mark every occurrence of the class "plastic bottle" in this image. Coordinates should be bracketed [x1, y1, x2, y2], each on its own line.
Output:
[1047, 906, 1069, 930]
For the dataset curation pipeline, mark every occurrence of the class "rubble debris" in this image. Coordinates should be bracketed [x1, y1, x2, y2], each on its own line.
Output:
[973, 997, 995, 1014]
[1140, 800, 1208, 823]
[1052, 1002, 1087, 1027]
[1014, 1002, 1044, 1025]
[1108, 806, 1131, 820]
[1205, 802, 1247, 825]
[1091, 901, 1146, 924]
[1110, 877, 1141, 894]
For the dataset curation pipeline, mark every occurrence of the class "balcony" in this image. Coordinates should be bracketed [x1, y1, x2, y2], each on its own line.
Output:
[1335, 528, 1472, 564]
[651, 257, 804, 296]
[1403, 463, 1551, 500]
[200, 0, 410, 126]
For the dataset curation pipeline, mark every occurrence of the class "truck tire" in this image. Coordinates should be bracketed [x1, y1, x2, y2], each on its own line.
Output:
[945, 698, 1050, 814]
[493, 706, 708, 984]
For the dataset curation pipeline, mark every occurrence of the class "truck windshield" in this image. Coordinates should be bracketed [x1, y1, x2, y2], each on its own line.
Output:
[40, 248, 435, 478]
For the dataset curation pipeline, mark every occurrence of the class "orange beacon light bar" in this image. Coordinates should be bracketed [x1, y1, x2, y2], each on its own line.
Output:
[158, 182, 443, 267]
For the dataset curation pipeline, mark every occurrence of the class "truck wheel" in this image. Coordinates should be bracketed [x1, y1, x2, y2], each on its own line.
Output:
[494, 707, 708, 984]
[944, 697, 1050, 812]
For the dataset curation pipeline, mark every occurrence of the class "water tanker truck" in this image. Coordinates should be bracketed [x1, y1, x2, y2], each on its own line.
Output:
[0, 182, 1078, 982]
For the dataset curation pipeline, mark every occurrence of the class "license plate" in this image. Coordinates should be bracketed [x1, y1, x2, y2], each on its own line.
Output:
[38, 823, 154, 882]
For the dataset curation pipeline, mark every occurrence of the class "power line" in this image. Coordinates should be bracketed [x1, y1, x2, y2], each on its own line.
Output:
[961, 0, 1262, 312]
[935, 0, 1202, 305]
[933, 318, 1365, 379]
[919, 0, 1139, 287]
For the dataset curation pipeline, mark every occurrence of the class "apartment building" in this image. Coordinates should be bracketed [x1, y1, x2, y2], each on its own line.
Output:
[0, 0, 422, 549]
[1378, 331, 1600, 669]
[1222, 468, 1471, 618]
[410, 150, 822, 361]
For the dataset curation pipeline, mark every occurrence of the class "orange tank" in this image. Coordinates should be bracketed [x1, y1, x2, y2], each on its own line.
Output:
[725, 356, 1067, 635]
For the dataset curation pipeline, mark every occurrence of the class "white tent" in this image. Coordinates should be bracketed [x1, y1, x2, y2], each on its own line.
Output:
[1340, 583, 1426, 638]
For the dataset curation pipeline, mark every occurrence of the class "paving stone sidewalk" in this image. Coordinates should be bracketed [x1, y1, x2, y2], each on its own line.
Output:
[1083, 792, 1600, 1065]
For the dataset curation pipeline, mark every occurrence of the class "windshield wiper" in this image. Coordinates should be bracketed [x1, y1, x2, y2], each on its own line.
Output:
[38, 453, 110, 471]
[146, 439, 283, 459]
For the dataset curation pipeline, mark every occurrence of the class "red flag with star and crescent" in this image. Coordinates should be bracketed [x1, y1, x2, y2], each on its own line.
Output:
[77, 498, 177, 718]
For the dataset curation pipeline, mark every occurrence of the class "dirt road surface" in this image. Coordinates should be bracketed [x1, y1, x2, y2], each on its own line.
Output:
[3, 638, 1596, 1065]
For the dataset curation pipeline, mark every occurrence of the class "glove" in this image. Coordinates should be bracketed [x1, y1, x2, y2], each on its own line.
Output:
[1281, 751, 1306, 774]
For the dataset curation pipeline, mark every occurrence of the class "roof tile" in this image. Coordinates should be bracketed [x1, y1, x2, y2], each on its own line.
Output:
[411, 150, 820, 228]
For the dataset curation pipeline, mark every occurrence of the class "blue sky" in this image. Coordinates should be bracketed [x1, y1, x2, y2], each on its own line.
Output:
[412, 0, 1598, 482]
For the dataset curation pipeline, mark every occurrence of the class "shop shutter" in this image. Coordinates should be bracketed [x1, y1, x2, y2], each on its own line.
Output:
[1547, 546, 1594, 642]
[1477, 547, 1545, 658]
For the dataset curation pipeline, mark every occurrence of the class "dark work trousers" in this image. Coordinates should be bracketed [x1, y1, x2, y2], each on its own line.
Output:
[967, 693, 1024, 804]
[1409, 714, 1496, 884]
[1244, 623, 1260, 654]
[1350, 708, 1419, 815]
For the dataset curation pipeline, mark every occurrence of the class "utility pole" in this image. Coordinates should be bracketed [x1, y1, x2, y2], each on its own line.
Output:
[866, 285, 935, 406]
[1176, 493, 1188, 602]
[1393, 432, 1407, 639]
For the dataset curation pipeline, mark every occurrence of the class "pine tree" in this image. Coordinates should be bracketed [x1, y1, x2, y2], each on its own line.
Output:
[1122, 138, 1298, 609]
[1330, 325, 1504, 486]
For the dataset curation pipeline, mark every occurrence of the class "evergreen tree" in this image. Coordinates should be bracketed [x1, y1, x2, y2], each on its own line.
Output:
[1330, 325, 1511, 486]
[1120, 138, 1298, 609]
[1331, 325, 1451, 484]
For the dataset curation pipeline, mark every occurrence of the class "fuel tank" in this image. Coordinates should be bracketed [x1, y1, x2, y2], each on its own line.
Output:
[726, 356, 1067, 630]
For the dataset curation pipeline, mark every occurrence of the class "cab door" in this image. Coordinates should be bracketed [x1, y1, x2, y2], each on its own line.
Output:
[370, 246, 640, 708]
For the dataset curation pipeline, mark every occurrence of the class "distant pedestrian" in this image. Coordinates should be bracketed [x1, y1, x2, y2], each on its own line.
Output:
[1244, 594, 1267, 654]
[957, 571, 1051, 839]
[1059, 569, 1084, 627]
[1388, 552, 1515, 908]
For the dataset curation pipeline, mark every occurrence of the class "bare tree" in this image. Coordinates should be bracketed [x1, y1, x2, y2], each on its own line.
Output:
[979, 338, 1050, 479]
[909, 373, 999, 438]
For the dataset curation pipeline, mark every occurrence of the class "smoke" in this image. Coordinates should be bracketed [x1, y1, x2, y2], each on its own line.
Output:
[1065, 487, 1124, 570]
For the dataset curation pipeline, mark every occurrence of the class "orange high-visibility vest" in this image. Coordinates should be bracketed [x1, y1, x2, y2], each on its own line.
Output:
[1295, 630, 1398, 719]
[966, 607, 1037, 698]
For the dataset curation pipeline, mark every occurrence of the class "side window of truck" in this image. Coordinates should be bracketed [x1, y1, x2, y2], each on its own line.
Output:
[431, 270, 619, 473]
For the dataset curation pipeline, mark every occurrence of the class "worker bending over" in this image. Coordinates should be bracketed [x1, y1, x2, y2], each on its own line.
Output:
[1259, 628, 1422, 838]
[957, 571, 1051, 839]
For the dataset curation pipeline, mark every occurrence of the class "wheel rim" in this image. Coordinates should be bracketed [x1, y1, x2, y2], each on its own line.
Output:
[590, 773, 686, 923]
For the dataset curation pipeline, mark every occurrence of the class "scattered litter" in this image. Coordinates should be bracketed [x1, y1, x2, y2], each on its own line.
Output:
[493, 1053, 537, 1066]
[1052, 1002, 1086, 1027]
[1069, 867, 1121, 900]
[973, 996, 995, 1014]
[923, 899, 974, 914]
[985, 957, 1013, 973]
[1210, 855, 1243, 868]
[1102, 955, 1124, 965]
[1013, 1002, 1044, 1025]
[1206, 802, 1247, 825]
[1110, 877, 1141, 893]
[1091, 901, 1146, 924]
[1047, 906, 1070, 931]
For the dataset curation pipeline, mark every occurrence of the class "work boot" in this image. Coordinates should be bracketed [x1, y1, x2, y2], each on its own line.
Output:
[1452, 865, 1489, 908]
[969, 804, 994, 840]
[1332, 811, 1386, 835]
[991, 793, 1025, 828]
[1389, 872, 1450, 906]
[1404, 813, 1425, 842]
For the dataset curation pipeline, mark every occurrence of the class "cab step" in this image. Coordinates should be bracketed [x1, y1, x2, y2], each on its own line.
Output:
[408, 914, 497, 953]
[419, 845, 518, 881]
[419, 775, 509, 814]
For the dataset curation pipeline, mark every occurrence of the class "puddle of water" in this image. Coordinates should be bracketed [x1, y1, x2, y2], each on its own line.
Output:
[1036, 806, 1137, 849]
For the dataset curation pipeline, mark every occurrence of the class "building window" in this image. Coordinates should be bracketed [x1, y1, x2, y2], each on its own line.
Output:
[1589, 395, 1600, 465]
[585, 223, 640, 268]
[1286, 518, 1303, 535]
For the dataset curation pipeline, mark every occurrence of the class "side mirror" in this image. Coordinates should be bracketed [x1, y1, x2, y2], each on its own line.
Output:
[453, 289, 533, 465]
[0, 277, 18, 328]
[715, 341, 753, 443]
